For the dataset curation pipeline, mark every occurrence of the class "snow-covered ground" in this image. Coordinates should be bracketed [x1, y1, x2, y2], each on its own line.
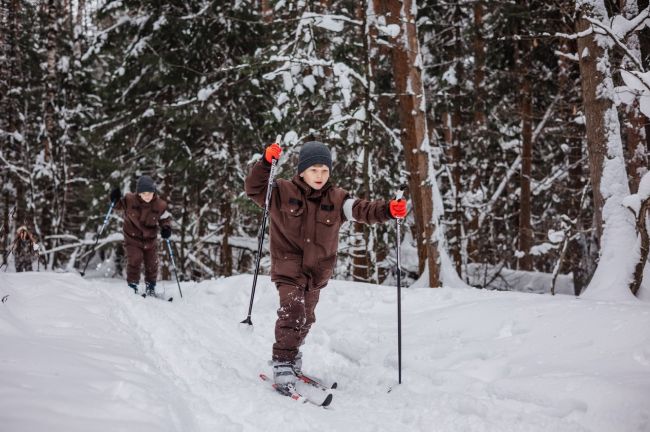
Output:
[1, 271, 649, 432]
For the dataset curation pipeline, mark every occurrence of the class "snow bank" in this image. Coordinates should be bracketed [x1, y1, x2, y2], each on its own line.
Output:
[1, 272, 648, 432]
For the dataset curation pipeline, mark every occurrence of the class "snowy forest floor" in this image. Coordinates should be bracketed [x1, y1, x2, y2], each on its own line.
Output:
[1, 272, 649, 432]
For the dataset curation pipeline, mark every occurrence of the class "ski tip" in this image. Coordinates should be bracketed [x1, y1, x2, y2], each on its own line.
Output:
[321, 393, 333, 407]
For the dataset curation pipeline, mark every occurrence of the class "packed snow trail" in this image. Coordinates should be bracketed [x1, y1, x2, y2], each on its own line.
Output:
[1, 272, 649, 432]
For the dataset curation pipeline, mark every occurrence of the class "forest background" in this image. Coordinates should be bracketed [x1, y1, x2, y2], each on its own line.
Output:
[2, 0, 649, 299]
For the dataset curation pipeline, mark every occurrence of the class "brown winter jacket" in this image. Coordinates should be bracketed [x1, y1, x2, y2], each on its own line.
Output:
[114, 192, 172, 250]
[245, 158, 393, 290]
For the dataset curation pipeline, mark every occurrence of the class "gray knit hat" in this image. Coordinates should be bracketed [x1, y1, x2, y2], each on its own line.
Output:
[136, 175, 156, 193]
[297, 141, 332, 174]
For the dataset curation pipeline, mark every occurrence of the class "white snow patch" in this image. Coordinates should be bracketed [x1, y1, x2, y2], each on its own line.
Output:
[1, 272, 649, 432]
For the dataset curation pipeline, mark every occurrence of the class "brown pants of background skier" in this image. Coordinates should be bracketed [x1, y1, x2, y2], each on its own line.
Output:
[124, 243, 158, 283]
[15, 256, 33, 272]
[273, 283, 321, 362]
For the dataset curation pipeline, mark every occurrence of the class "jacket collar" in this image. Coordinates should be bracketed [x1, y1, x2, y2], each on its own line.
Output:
[291, 175, 331, 198]
[136, 193, 157, 205]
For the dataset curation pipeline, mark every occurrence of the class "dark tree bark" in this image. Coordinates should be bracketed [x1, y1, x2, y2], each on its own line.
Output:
[577, 7, 609, 241]
[387, 0, 440, 287]
[517, 37, 534, 271]
[629, 198, 650, 296]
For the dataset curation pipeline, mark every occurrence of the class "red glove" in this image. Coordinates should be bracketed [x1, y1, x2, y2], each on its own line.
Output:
[389, 199, 407, 219]
[265, 143, 282, 163]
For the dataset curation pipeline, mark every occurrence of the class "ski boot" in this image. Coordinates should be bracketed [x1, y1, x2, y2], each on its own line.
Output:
[128, 282, 139, 294]
[272, 360, 297, 387]
[145, 281, 156, 297]
[294, 351, 303, 375]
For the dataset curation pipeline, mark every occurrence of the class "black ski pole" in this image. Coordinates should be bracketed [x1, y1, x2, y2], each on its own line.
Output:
[80, 200, 116, 276]
[241, 157, 278, 326]
[165, 238, 183, 298]
[395, 187, 405, 385]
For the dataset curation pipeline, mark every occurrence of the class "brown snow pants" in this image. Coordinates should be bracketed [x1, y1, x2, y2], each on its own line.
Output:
[272, 283, 321, 363]
[125, 242, 158, 284]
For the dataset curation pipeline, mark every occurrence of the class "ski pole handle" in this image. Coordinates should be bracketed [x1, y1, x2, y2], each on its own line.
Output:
[395, 184, 407, 201]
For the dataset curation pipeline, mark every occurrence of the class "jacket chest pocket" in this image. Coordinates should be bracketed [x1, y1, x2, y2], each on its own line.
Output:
[145, 210, 159, 228]
[279, 197, 304, 230]
[316, 206, 340, 252]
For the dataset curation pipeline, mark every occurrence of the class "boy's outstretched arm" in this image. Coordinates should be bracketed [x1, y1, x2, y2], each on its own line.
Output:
[342, 195, 408, 225]
[244, 143, 281, 208]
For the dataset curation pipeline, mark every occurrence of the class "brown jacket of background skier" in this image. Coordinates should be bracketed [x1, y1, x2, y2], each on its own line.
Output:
[114, 192, 171, 283]
[245, 158, 392, 290]
[115, 192, 172, 249]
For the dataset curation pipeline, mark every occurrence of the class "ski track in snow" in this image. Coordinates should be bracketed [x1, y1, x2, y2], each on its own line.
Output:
[1, 272, 649, 432]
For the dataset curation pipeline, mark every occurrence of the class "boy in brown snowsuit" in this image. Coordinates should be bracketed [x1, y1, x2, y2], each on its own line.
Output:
[110, 175, 172, 295]
[245, 141, 407, 386]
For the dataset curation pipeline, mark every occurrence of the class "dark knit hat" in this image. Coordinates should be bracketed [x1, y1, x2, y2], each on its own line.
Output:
[297, 141, 332, 174]
[136, 175, 156, 194]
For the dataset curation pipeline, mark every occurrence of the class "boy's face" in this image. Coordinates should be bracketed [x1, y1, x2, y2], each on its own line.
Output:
[300, 164, 330, 190]
[139, 192, 154, 202]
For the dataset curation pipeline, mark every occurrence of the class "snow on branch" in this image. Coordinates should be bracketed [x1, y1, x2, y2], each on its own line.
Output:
[609, 6, 650, 41]
[584, 16, 645, 72]
[301, 12, 362, 31]
[264, 56, 367, 88]
[0, 151, 31, 184]
[619, 70, 650, 117]
[551, 27, 593, 40]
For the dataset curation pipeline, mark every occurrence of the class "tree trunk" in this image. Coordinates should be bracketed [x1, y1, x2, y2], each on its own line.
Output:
[630, 198, 650, 296]
[387, 0, 440, 287]
[221, 194, 233, 276]
[577, 0, 637, 299]
[577, 10, 608, 240]
[39, 0, 62, 266]
[636, 0, 650, 153]
[620, 0, 648, 194]
[351, 0, 380, 283]
[442, 110, 462, 274]
[518, 38, 534, 271]
[467, 0, 486, 264]
[448, 6, 464, 274]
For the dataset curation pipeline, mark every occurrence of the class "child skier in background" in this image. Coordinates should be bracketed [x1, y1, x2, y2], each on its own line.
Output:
[110, 175, 172, 296]
[12, 226, 40, 272]
[245, 141, 408, 388]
